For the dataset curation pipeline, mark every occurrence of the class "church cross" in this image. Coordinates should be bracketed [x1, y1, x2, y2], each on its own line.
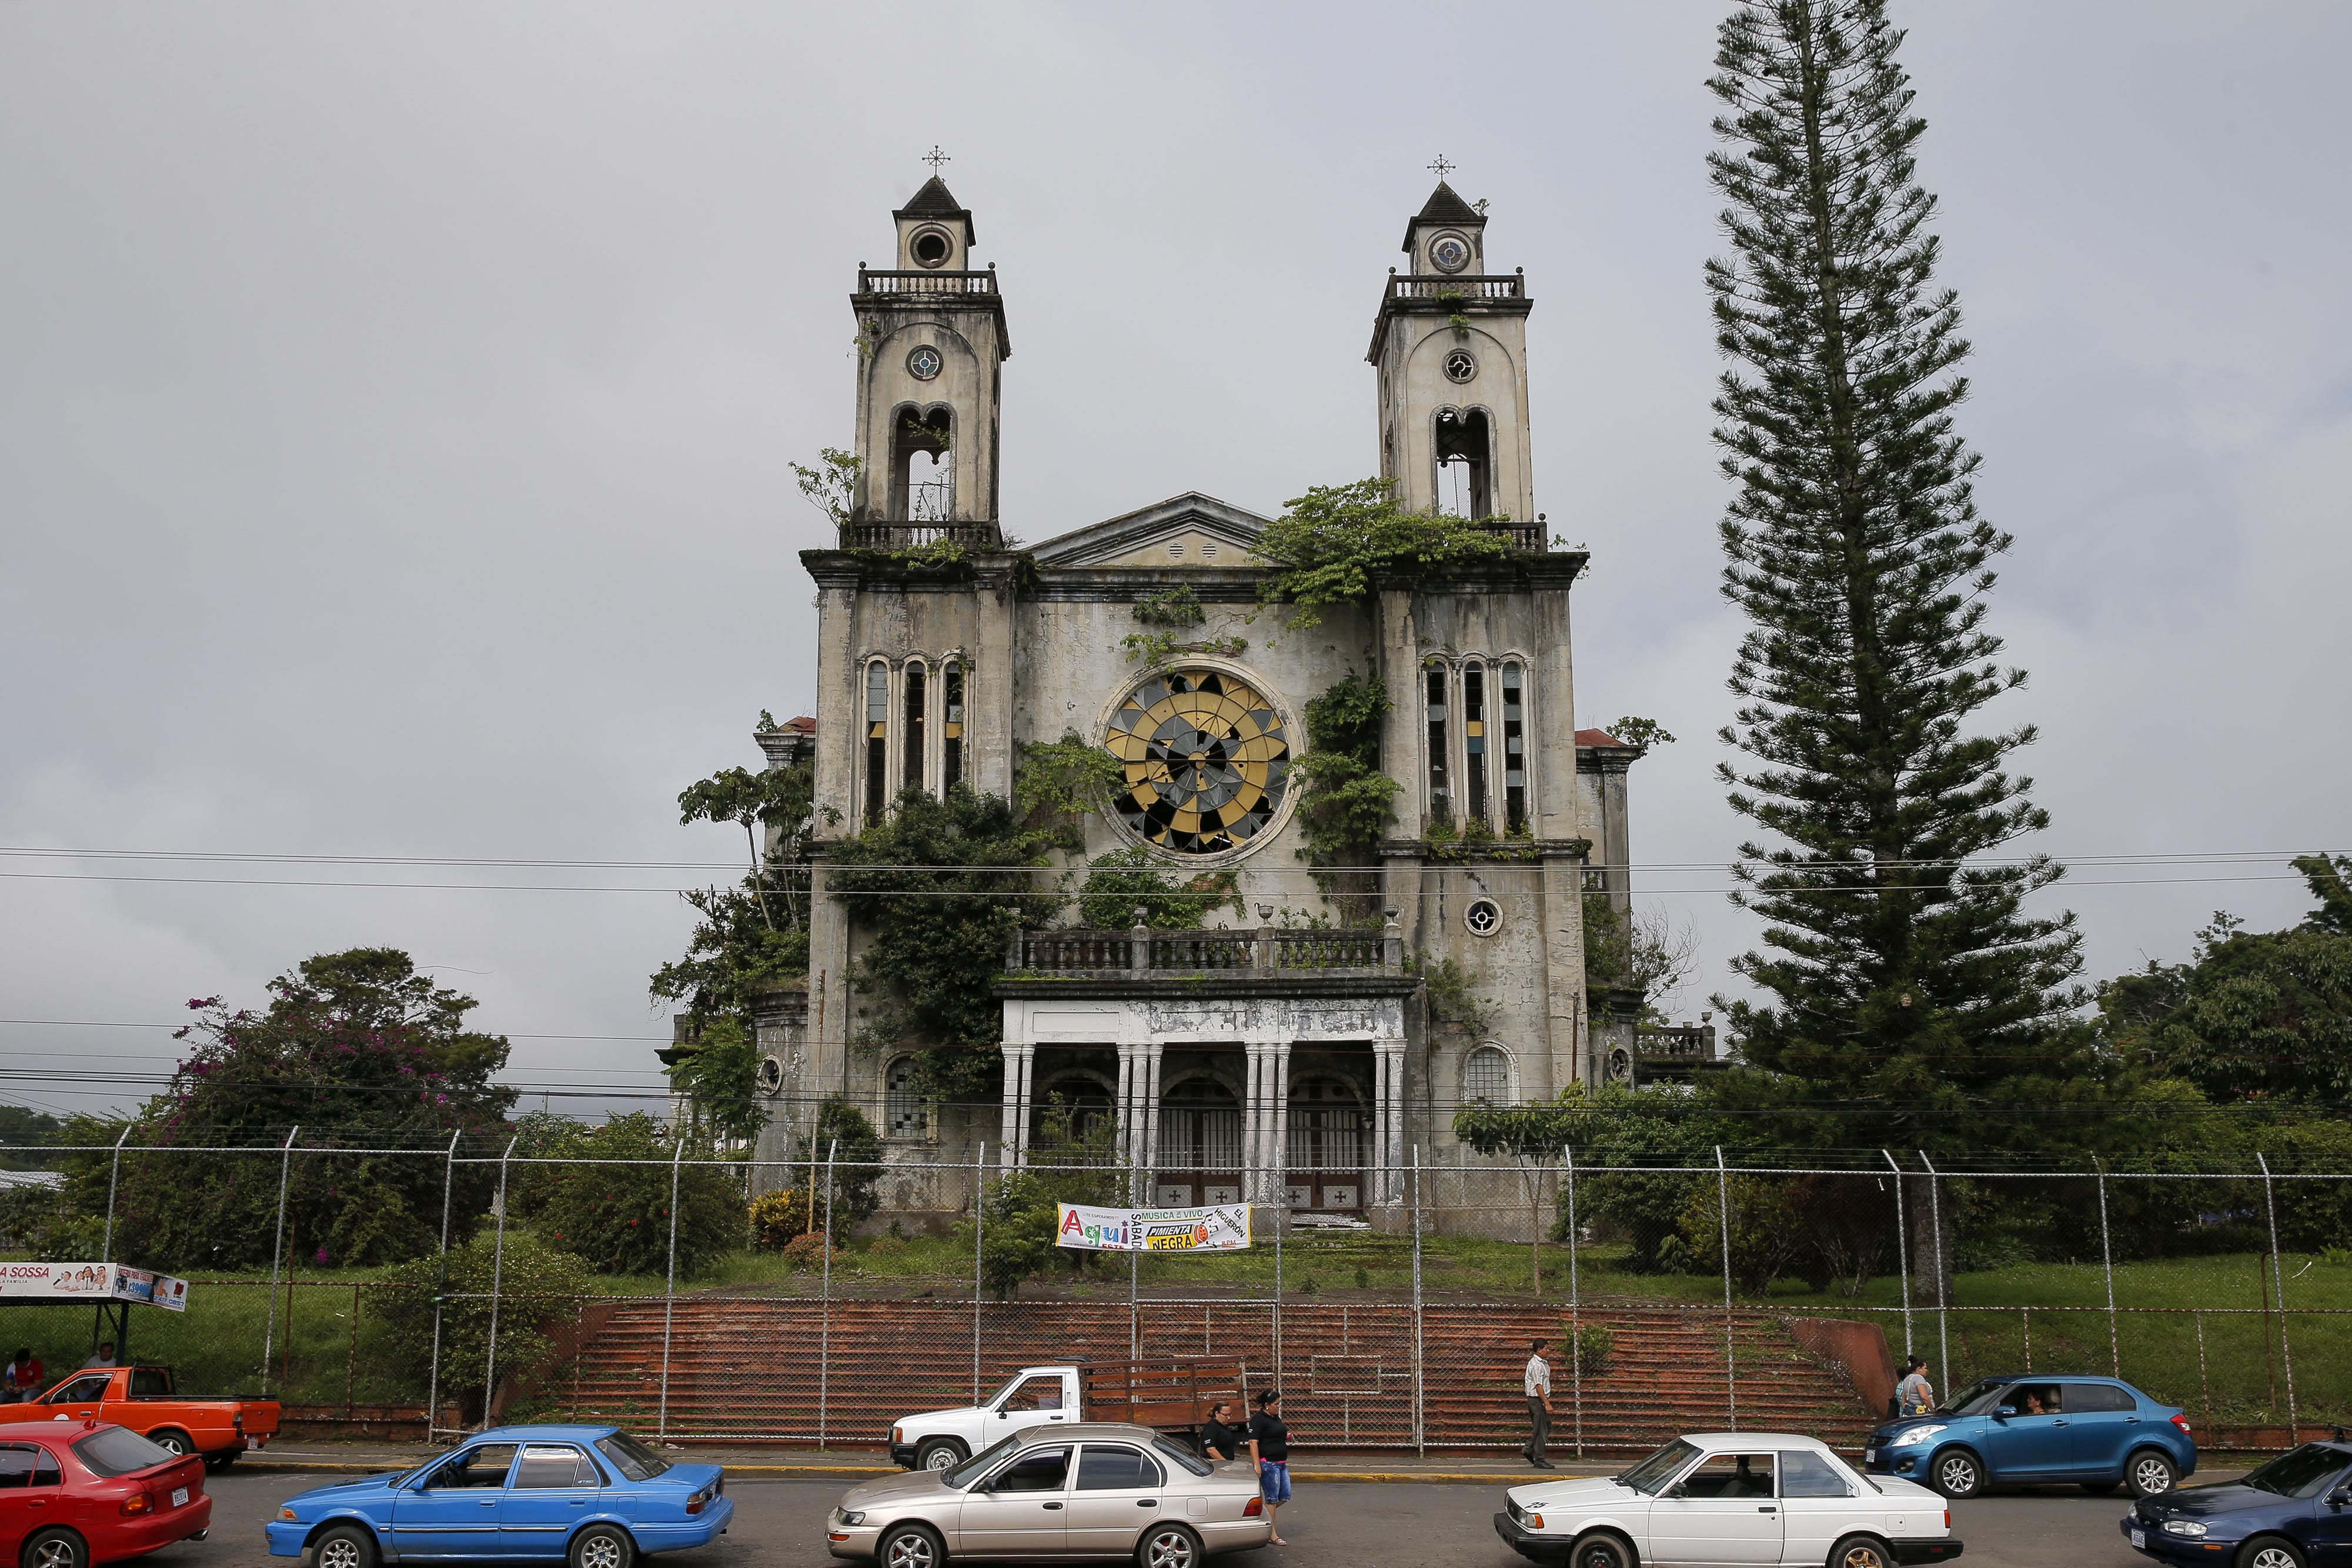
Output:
[1428, 154, 1455, 180]
[922, 145, 951, 175]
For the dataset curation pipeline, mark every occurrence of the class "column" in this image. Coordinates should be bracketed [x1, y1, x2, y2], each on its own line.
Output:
[1374, 1038, 1407, 1205]
[1242, 1042, 1269, 1203]
[1000, 1043, 1036, 1166]
[1141, 1042, 1165, 1201]
[1270, 1043, 1294, 1208]
[1115, 1042, 1138, 1192]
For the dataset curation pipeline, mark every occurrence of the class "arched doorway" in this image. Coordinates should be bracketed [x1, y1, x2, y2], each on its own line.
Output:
[1029, 1072, 1114, 1164]
[1155, 1076, 1242, 1207]
[1285, 1075, 1367, 1212]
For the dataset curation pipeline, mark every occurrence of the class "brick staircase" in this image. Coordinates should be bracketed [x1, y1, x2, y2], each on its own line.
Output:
[543, 1297, 1872, 1456]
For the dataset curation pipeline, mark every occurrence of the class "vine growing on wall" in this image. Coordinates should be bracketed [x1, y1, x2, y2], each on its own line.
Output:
[1253, 478, 1512, 628]
[1291, 671, 1399, 924]
[1014, 731, 1125, 850]
[1076, 847, 1241, 930]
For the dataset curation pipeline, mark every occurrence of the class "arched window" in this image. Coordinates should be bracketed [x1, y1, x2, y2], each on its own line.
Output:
[885, 1055, 927, 1141]
[941, 662, 965, 792]
[1435, 407, 1492, 518]
[863, 661, 891, 825]
[1424, 657, 1452, 830]
[902, 660, 928, 795]
[891, 406, 953, 521]
[1501, 661, 1527, 833]
[1461, 1045, 1511, 1108]
[1463, 660, 1490, 827]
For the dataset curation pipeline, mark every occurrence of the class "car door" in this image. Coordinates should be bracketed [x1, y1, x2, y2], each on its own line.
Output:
[1064, 1443, 1165, 1555]
[391, 1443, 518, 1556]
[955, 1445, 1070, 1556]
[1985, 1383, 2074, 1477]
[989, 1374, 1076, 1437]
[2055, 1383, 2139, 1477]
[0, 1443, 62, 1562]
[500, 1444, 602, 1556]
[1775, 1450, 1862, 1567]
[40, 1375, 111, 1425]
[1647, 1452, 1782, 1567]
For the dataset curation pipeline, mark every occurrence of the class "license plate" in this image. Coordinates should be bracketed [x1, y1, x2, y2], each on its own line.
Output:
[171, 1487, 189, 1508]
[1863, 1449, 1877, 1464]
[2130, 1529, 2146, 1550]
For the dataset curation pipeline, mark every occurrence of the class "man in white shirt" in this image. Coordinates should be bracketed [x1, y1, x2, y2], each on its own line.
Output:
[1524, 1338, 1554, 1469]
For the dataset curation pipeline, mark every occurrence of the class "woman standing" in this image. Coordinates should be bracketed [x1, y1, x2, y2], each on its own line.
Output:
[1200, 1400, 1245, 1463]
[1247, 1389, 1291, 1546]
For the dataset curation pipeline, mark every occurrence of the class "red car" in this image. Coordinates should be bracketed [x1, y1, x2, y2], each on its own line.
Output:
[0, 1422, 212, 1568]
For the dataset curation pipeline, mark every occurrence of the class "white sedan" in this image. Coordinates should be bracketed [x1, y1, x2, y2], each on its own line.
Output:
[1494, 1432, 1963, 1568]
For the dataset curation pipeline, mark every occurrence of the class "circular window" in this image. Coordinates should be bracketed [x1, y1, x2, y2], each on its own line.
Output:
[906, 345, 943, 382]
[756, 1055, 784, 1095]
[1104, 668, 1290, 855]
[1464, 897, 1504, 938]
[1430, 234, 1471, 274]
[910, 228, 953, 268]
[1444, 349, 1477, 384]
[1606, 1047, 1633, 1084]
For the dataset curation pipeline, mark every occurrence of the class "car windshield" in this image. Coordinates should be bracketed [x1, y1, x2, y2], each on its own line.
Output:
[1618, 1440, 1698, 1496]
[72, 1427, 173, 1479]
[2243, 1445, 2352, 1500]
[594, 1433, 671, 1482]
[945, 1433, 1024, 1490]
[1938, 1379, 2012, 1417]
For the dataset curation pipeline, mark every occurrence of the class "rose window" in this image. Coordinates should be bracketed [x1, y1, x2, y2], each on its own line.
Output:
[1104, 668, 1289, 855]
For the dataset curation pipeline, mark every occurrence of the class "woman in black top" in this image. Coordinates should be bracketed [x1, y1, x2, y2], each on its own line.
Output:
[1248, 1390, 1291, 1545]
[1199, 1400, 1243, 1462]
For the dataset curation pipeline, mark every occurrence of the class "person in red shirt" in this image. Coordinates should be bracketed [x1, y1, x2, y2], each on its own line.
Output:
[4, 1348, 42, 1402]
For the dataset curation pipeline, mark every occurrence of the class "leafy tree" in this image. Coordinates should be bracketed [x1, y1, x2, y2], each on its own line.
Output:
[532, 1113, 741, 1278]
[379, 1233, 591, 1422]
[813, 1095, 884, 1229]
[1701, 2, 2092, 1249]
[57, 950, 517, 1272]
[1077, 848, 1238, 931]
[1603, 717, 1676, 751]
[973, 1099, 1124, 1299]
[1013, 733, 1125, 850]
[791, 448, 861, 529]
[1291, 673, 1399, 920]
[1254, 479, 1511, 628]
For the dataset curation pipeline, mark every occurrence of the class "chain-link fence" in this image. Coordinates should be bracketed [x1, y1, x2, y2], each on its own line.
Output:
[2, 1140, 2346, 1456]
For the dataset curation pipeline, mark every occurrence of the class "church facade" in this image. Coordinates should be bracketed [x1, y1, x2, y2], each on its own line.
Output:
[740, 177, 1645, 1221]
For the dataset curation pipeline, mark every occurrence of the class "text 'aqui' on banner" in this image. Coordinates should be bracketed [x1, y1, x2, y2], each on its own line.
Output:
[1054, 1202, 1253, 1253]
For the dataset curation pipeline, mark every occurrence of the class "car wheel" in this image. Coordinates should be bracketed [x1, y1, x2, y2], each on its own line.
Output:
[148, 1428, 194, 1458]
[205, 1452, 239, 1473]
[2127, 1450, 2180, 1498]
[1572, 1530, 1637, 1568]
[1830, 1534, 1895, 1568]
[19, 1530, 86, 1568]
[567, 1523, 636, 1568]
[1138, 1522, 1202, 1568]
[1930, 1449, 1983, 1500]
[313, 1523, 379, 1568]
[2236, 1538, 2306, 1568]
[880, 1523, 945, 1568]
[916, 1438, 967, 1473]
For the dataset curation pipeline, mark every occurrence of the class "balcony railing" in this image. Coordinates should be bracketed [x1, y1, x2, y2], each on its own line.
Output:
[857, 268, 998, 296]
[839, 521, 1003, 551]
[1011, 920, 1404, 977]
[1388, 273, 1525, 302]
[1478, 520, 1546, 551]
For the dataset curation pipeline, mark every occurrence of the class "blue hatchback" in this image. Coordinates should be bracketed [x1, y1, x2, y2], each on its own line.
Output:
[2123, 1437, 2352, 1567]
[1863, 1375, 2197, 1500]
[266, 1424, 732, 1568]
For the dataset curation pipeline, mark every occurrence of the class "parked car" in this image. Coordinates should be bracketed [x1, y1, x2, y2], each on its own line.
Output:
[2122, 1435, 2352, 1568]
[1862, 1375, 2196, 1499]
[0, 1365, 280, 1470]
[888, 1360, 1241, 1473]
[0, 1420, 213, 1568]
[265, 1425, 730, 1568]
[1494, 1432, 1960, 1568]
[830, 1422, 1269, 1568]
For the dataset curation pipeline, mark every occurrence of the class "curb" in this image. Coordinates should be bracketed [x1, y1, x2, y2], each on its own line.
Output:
[238, 1459, 1575, 1485]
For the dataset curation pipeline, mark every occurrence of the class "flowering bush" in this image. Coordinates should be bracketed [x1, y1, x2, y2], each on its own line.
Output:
[781, 1232, 842, 1272]
[749, 1188, 829, 1251]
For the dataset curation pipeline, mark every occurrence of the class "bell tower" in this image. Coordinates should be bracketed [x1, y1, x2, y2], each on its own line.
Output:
[848, 175, 1009, 540]
[1368, 180, 1536, 532]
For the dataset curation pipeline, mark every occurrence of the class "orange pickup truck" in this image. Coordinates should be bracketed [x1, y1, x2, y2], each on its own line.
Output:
[0, 1366, 280, 1469]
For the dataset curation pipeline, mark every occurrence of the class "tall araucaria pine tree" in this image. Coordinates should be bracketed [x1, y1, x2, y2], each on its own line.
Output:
[1704, 1, 2092, 1164]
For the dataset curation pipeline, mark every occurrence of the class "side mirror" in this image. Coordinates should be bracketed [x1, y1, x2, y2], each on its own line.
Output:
[2328, 1487, 2350, 1509]
[1993, 1406, 2016, 1420]
[1665, 1483, 1688, 1499]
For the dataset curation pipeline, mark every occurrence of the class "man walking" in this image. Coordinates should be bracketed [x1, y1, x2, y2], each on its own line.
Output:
[1524, 1338, 1554, 1469]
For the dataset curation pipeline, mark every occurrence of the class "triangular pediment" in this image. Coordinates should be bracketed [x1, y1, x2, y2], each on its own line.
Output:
[1028, 492, 1271, 567]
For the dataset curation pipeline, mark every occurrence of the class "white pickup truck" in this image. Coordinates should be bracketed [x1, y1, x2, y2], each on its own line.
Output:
[888, 1359, 1244, 1473]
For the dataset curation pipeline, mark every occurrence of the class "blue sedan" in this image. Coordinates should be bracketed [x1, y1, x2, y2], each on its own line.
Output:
[2123, 1437, 2352, 1568]
[1863, 1375, 2197, 1499]
[266, 1425, 731, 1568]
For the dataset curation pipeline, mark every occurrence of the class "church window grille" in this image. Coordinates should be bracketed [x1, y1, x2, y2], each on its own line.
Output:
[1424, 658, 1452, 830]
[1502, 661, 1527, 832]
[903, 660, 927, 795]
[1285, 1078, 1366, 1182]
[863, 661, 890, 826]
[941, 663, 965, 792]
[1464, 661, 1489, 826]
[885, 1055, 927, 1140]
[1162, 1079, 1242, 1175]
[1461, 1045, 1511, 1108]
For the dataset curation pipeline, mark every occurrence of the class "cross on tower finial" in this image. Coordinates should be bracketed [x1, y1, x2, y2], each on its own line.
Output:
[922, 145, 951, 175]
[1428, 154, 1455, 180]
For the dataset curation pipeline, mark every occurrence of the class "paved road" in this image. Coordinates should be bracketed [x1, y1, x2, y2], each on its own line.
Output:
[181, 1471, 2173, 1568]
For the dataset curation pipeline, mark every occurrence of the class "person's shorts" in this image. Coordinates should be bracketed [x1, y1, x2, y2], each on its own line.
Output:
[1259, 1460, 1292, 1504]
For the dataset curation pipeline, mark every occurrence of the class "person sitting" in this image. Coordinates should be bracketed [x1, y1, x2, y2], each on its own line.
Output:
[2020, 1391, 2046, 1415]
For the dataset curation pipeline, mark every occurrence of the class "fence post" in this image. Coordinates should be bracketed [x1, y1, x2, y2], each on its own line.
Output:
[260, 1125, 300, 1396]
[482, 1135, 518, 1422]
[2094, 1157, 2119, 1378]
[656, 1138, 685, 1442]
[100, 1125, 130, 1265]
[820, 1139, 837, 1451]
[425, 1129, 461, 1442]
[1919, 1152, 1949, 1399]
[1881, 1149, 1913, 1359]
[974, 1143, 990, 1405]
[2256, 1152, 2299, 1440]
[1410, 1144, 1425, 1459]
[1715, 1147, 1735, 1430]
[1564, 1144, 1582, 1459]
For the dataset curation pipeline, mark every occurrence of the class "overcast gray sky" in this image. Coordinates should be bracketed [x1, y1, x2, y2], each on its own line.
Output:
[5, 2, 2347, 1125]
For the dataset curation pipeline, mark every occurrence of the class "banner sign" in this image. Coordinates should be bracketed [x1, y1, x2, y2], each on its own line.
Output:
[1055, 1202, 1252, 1254]
[0, 1263, 192, 1312]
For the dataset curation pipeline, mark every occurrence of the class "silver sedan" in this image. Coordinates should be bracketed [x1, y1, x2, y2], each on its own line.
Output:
[827, 1422, 1271, 1568]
